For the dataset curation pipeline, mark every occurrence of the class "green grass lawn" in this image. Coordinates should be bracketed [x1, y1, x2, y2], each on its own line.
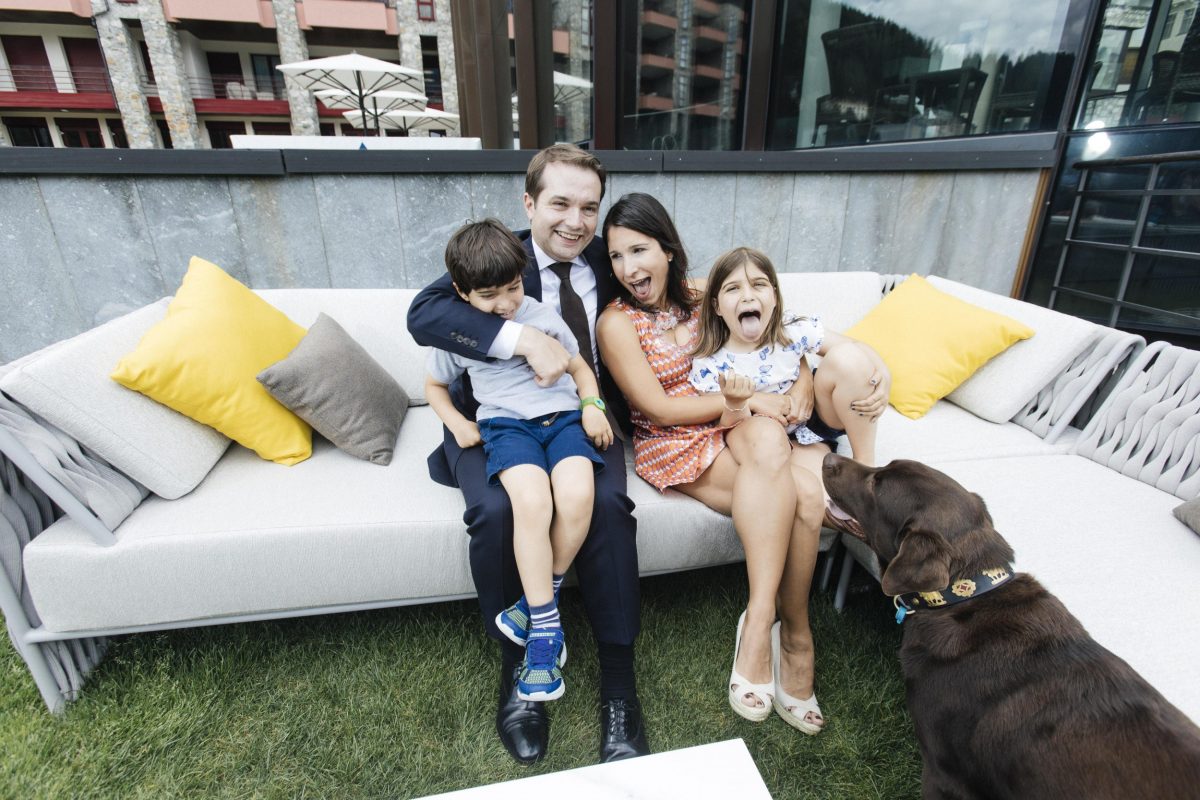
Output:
[0, 563, 921, 799]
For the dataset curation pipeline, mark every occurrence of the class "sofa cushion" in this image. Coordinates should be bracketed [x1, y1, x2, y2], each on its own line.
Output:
[846, 275, 1033, 419]
[112, 257, 312, 466]
[22, 407, 748, 633]
[872, 403, 1075, 466]
[256, 289, 430, 404]
[931, 455, 1200, 723]
[0, 299, 231, 500]
[258, 313, 410, 465]
[1174, 497, 1200, 535]
[776, 271, 881, 332]
[928, 276, 1100, 424]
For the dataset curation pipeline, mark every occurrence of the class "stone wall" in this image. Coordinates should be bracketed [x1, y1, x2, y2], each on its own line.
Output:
[0, 169, 1040, 363]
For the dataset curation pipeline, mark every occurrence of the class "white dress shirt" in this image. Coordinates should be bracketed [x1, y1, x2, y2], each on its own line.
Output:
[487, 239, 600, 369]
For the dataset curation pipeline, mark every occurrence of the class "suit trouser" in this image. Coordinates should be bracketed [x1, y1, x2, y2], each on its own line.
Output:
[450, 432, 640, 646]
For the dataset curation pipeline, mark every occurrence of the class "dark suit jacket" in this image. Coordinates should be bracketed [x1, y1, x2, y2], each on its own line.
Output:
[406, 230, 631, 487]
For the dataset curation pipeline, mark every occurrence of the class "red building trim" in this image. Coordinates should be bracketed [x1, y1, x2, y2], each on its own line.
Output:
[0, 91, 117, 110]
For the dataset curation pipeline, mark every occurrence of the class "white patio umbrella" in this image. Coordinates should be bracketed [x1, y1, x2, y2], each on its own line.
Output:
[552, 71, 592, 104]
[314, 88, 428, 112]
[383, 108, 460, 134]
[510, 71, 594, 109]
[277, 53, 423, 134]
[343, 107, 459, 135]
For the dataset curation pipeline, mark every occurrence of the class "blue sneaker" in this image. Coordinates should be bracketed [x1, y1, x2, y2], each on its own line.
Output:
[517, 629, 567, 702]
[495, 598, 531, 646]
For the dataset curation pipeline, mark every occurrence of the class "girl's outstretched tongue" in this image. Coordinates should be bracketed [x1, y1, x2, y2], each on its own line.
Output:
[738, 310, 763, 343]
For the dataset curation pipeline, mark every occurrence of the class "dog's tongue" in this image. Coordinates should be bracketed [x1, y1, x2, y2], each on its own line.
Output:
[826, 499, 866, 542]
[738, 312, 762, 342]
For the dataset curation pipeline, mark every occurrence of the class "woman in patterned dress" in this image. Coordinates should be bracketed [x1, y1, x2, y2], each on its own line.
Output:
[596, 193, 886, 734]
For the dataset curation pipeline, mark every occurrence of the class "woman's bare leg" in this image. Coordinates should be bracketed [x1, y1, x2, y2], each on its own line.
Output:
[814, 343, 879, 466]
[676, 417, 795, 709]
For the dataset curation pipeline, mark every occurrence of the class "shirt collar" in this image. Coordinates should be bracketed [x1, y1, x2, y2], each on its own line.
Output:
[532, 239, 586, 273]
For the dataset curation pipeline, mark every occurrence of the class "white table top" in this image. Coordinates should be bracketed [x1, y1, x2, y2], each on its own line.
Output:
[416, 738, 773, 800]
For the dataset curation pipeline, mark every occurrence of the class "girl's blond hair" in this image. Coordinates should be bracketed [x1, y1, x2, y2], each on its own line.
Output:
[692, 247, 791, 359]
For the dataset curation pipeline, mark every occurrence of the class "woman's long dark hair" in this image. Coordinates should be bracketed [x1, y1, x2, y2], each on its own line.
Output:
[602, 193, 697, 318]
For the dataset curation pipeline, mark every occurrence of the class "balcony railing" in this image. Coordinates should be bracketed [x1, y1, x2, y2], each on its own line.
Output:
[193, 73, 288, 101]
[0, 66, 112, 94]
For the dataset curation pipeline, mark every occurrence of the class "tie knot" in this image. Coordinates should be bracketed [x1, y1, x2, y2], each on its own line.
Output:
[550, 262, 574, 280]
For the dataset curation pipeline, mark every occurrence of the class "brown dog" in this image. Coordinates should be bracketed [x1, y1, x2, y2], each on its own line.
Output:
[822, 453, 1200, 800]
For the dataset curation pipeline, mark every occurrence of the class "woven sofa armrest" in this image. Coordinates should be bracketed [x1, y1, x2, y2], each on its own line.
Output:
[1012, 326, 1145, 443]
[0, 427, 117, 547]
[1072, 341, 1200, 500]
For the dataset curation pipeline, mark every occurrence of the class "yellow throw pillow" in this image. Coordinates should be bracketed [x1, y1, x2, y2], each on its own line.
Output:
[846, 274, 1034, 419]
[112, 257, 312, 465]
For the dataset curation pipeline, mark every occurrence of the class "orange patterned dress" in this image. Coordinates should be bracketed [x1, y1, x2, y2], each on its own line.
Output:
[611, 297, 726, 491]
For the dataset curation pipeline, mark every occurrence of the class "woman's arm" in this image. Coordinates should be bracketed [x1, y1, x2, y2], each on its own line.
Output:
[597, 308, 725, 427]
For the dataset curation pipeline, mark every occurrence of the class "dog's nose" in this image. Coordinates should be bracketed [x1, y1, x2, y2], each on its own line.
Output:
[822, 452, 843, 474]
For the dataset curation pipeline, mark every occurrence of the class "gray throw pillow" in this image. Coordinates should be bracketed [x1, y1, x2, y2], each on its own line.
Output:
[257, 313, 409, 465]
[1174, 497, 1200, 535]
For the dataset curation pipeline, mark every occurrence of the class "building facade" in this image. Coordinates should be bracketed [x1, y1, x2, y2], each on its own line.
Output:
[0, 0, 457, 147]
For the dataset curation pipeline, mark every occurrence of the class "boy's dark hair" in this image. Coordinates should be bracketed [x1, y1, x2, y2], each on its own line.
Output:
[444, 218, 528, 294]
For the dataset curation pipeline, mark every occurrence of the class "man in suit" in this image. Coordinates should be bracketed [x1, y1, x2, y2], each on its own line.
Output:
[406, 144, 646, 765]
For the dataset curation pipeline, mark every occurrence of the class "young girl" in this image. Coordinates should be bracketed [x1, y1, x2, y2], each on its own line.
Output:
[689, 247, 889, 470]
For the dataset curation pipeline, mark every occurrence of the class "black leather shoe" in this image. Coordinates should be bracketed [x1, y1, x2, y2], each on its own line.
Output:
[599, 697, 649, 763]
[496, 661, 548, 765]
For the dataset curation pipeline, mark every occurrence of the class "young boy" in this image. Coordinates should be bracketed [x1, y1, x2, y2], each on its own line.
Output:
[424, 219, 613, 702]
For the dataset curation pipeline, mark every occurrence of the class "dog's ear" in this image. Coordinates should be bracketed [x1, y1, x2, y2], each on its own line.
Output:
[881, 526, 951, 596]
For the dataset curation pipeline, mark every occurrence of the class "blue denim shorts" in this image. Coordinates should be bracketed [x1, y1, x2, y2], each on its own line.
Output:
[479, 410, 604, 486]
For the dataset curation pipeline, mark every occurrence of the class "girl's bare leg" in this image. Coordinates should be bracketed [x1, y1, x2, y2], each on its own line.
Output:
[776, 446, 828, 716]
[814, 343, 878, 466]
[676, 417, 795, 709]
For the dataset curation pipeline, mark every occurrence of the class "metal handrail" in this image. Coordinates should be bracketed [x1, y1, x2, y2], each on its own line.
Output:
[0, 66, 112, 94]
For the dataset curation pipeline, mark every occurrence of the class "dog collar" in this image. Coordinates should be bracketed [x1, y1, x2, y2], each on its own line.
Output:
[893, 566, 1014, 624]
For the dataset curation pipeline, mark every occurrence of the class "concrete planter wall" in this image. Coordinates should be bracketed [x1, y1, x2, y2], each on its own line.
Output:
[0, 168, 1041, 363]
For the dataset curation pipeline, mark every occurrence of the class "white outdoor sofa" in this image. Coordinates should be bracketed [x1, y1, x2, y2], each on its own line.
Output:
[0, 272, 1196, 726]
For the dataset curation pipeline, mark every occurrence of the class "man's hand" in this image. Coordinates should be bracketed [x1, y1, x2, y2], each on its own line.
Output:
[582, 405, 613, 450]
[451, 420, 481, 449]
[515, 326, 571, 387]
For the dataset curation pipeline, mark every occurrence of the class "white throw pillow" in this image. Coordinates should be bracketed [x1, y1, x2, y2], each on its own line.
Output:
[776, 272, 883, 332]
[0, 299, 232, 500]
[928, 276, 1100, 423]
[256, 289, 430, 404]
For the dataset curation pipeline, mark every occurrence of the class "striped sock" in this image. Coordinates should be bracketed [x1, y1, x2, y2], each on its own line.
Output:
[552, 573, 565, 596]
[529, 598, 561, 631]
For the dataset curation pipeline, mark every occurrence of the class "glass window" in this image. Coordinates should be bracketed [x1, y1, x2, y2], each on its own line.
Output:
[3, 116, 54, 147]
[206, 120, 247, 149]
[617, 0, 750, 150]
[553, 0, 593, 145]
[251, 54, 283, 100]
[766, 0, 1083, 149]
[1026, 127, 1200, 347]
[420, 35, 443, 106]
[58, 118, 103, 148]
[1078, 0, 1200, 128]
[107, 119, 129, 148]
[417, 0, 435, 23]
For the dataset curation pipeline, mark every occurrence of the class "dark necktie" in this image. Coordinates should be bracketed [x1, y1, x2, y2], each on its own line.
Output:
[549, 261, 622, 439]
[549, 262, 596, 375]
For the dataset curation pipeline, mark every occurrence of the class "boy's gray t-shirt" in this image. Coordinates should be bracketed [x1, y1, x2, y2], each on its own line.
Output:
[426, 297, 582, 421]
